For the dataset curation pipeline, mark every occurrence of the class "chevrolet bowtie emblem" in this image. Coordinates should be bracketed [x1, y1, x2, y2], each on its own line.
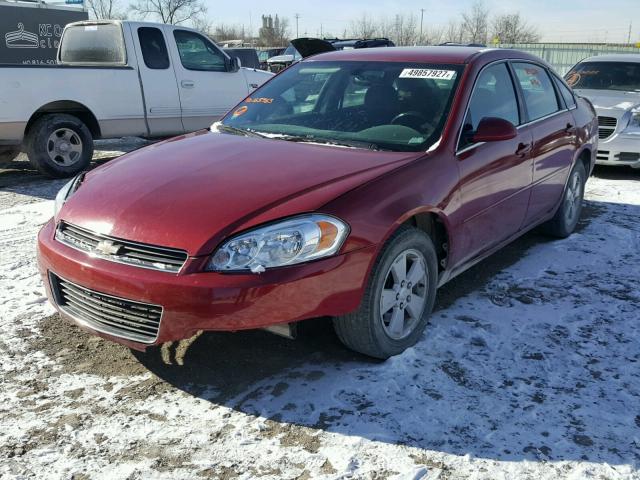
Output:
[95, 240, 121, 256]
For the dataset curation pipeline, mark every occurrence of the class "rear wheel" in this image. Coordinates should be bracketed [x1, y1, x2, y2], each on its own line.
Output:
[541, 161, 586, 238]
[333, 226, 438, 359]
[25, 114, 93, 178]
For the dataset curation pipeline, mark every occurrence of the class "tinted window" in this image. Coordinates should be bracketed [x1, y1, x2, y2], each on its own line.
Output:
[459, 63, 519, 149]
[173, 30, 226, 72]
[60, 24, 125, 64]
[554, 75, 576, 108]
[512, 63, 560, 121]
[565, 61, 640, 91]
[138, 27, 169, 69]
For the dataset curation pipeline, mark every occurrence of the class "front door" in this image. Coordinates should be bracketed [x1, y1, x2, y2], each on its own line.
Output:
[456, 62, 534, 263]
[168, 28, 250, 132]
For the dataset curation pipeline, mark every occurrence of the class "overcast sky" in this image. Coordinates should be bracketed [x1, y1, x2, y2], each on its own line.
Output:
[201, 0, 639, 43]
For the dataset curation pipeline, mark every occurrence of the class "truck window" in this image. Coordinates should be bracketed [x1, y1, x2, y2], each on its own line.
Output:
[138, 27, 170, 69]
[60, 24, 125, 64]
[173, 30, 226, 72]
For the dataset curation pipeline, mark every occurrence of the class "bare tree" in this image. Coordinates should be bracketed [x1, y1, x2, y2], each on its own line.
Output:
[443, 19, 465, 44]
[491, 13, 540, 44]
[87, 0, 125, 19]
[129, 0, 206, 25]
[349, 13, 377, 39]
[461, 0, 489, 44]
[191, 14, 213, 35]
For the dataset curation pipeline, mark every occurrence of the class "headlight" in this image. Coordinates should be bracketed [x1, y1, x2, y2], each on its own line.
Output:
[54, 174, 84, 217]
[624, 107, 640, 133]
[206, 214, 349, 273]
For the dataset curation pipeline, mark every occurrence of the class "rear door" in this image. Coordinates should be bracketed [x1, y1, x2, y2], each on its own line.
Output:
[166, 27, 250, 132]
[131, 25, 184, 136]
[511, 62, 577, 225]
[456, 62, 534, 262]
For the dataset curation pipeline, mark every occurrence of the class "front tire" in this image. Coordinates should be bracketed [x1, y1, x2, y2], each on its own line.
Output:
[333, 226, 438, 359]
[541, 161, 586, 238]
[25, 114, 93, 178]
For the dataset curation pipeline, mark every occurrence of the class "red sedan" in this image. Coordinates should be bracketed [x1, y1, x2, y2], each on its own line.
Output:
[37, 47, 598, 359]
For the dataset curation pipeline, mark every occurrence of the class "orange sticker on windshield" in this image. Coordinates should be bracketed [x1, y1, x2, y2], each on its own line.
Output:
[245, 97, 274, 104]
[233, 106, 248, 117]
[565, 73, 580, 87]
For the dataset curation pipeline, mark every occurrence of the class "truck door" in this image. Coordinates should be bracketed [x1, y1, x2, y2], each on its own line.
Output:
[167, 27, 250, 132]
[131, 25, 184, 136]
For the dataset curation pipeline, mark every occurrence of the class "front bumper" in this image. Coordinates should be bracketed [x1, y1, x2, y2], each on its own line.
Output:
[595, 132, 640, 168]
[37, 219, 375, 350]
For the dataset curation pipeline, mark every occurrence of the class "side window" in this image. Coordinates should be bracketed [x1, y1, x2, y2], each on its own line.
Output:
[554, 75, 576, 109]
[512, 63, 560, 121]
[459, 63, 519, 149]
[138, 27, 169, 70]
[173, 30, 226, 72]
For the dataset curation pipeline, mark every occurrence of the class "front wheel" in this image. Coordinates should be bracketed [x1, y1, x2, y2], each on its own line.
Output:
[333, 226, 438, 359]
[541, 161, 586, 238]
[25, 114, 93, 178]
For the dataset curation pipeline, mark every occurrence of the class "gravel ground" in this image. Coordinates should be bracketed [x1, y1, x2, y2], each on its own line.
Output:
[1, 144, 639, 479]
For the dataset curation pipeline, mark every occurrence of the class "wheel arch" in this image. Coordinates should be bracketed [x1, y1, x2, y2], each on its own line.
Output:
[392, 207, 452, 274]
[25, 101, 101, 140]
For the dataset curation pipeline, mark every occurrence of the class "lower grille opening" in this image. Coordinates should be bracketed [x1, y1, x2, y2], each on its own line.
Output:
[50, 273, 162, 343]
[616, 152, 640, 162]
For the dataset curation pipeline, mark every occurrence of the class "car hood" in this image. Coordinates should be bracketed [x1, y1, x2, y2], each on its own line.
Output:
[61, 130, 419, 256]
[574, 89, 640, 113]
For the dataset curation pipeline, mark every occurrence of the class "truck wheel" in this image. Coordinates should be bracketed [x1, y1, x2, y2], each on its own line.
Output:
[26, 114, 93, 178]
[541, 161, 586, 238]
[333, 226, 438, 359]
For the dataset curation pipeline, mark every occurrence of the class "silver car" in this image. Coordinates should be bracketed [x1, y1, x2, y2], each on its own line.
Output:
[566, 54, 640, 168]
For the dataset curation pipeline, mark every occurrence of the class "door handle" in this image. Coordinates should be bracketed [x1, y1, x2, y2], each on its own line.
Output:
[181, 80, 195, 88]
[515, 142, 532, 157]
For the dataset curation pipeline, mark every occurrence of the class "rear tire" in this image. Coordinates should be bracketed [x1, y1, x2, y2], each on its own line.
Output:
[541, 161, 586, 238]
[25, 114, 93, 178]
[333, 226, 438, 359]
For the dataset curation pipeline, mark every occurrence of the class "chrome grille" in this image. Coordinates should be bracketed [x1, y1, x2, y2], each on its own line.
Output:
[50, 273, 162, 343]
[55, 222, 188, 273]
[597, 116, 617, 140]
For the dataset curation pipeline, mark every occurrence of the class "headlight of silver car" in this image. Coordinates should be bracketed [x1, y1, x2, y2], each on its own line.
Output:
[624, 107, 640, 133]
[54, 174, 84, 217]
[206, 214, 349, 273]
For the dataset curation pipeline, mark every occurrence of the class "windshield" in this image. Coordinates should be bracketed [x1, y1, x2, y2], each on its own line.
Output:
[220, 61, 463, 152]
[566, 61, 640, 92]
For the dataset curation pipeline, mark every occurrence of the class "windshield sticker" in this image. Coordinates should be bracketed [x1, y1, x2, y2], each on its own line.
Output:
[399, 69, 456, 80]
[408, 137, 425, 144]
[566, 73, 580, 87]
[245, 97, 274, 104]
[232, 106, 248, 117]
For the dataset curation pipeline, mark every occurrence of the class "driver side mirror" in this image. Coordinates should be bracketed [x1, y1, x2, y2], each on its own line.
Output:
[472, 117, 517, 143]
[227, 56, 241, 72]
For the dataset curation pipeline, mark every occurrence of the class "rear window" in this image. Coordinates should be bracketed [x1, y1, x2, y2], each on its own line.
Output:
[60, 24, 126, 64]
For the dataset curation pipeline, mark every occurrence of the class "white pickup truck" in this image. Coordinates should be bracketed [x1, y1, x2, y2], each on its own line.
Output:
[0, 20, 272, 177]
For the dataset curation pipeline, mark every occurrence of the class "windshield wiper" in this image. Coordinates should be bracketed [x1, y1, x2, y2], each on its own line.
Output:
[214, 124, 267, 139]
[275, 134, 380, 150]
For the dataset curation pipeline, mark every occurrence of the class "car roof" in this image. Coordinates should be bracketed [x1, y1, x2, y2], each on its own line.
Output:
[307, 46, 541, 65]
[579, 54, 640, 64]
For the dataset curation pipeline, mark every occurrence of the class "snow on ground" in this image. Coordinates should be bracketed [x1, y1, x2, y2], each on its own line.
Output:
[0, 165, 639, 480]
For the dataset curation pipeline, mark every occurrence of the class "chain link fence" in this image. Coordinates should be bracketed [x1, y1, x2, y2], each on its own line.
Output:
[495, 43, 640, 75]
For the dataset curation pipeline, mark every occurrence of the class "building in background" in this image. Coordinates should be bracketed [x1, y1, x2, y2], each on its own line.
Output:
[0, 0, 87, 65]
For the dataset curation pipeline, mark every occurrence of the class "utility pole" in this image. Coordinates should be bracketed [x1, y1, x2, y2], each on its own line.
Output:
[420, 8, 425, 45]
[628, 21, 632, 44]
[295, 13, 300, 38]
